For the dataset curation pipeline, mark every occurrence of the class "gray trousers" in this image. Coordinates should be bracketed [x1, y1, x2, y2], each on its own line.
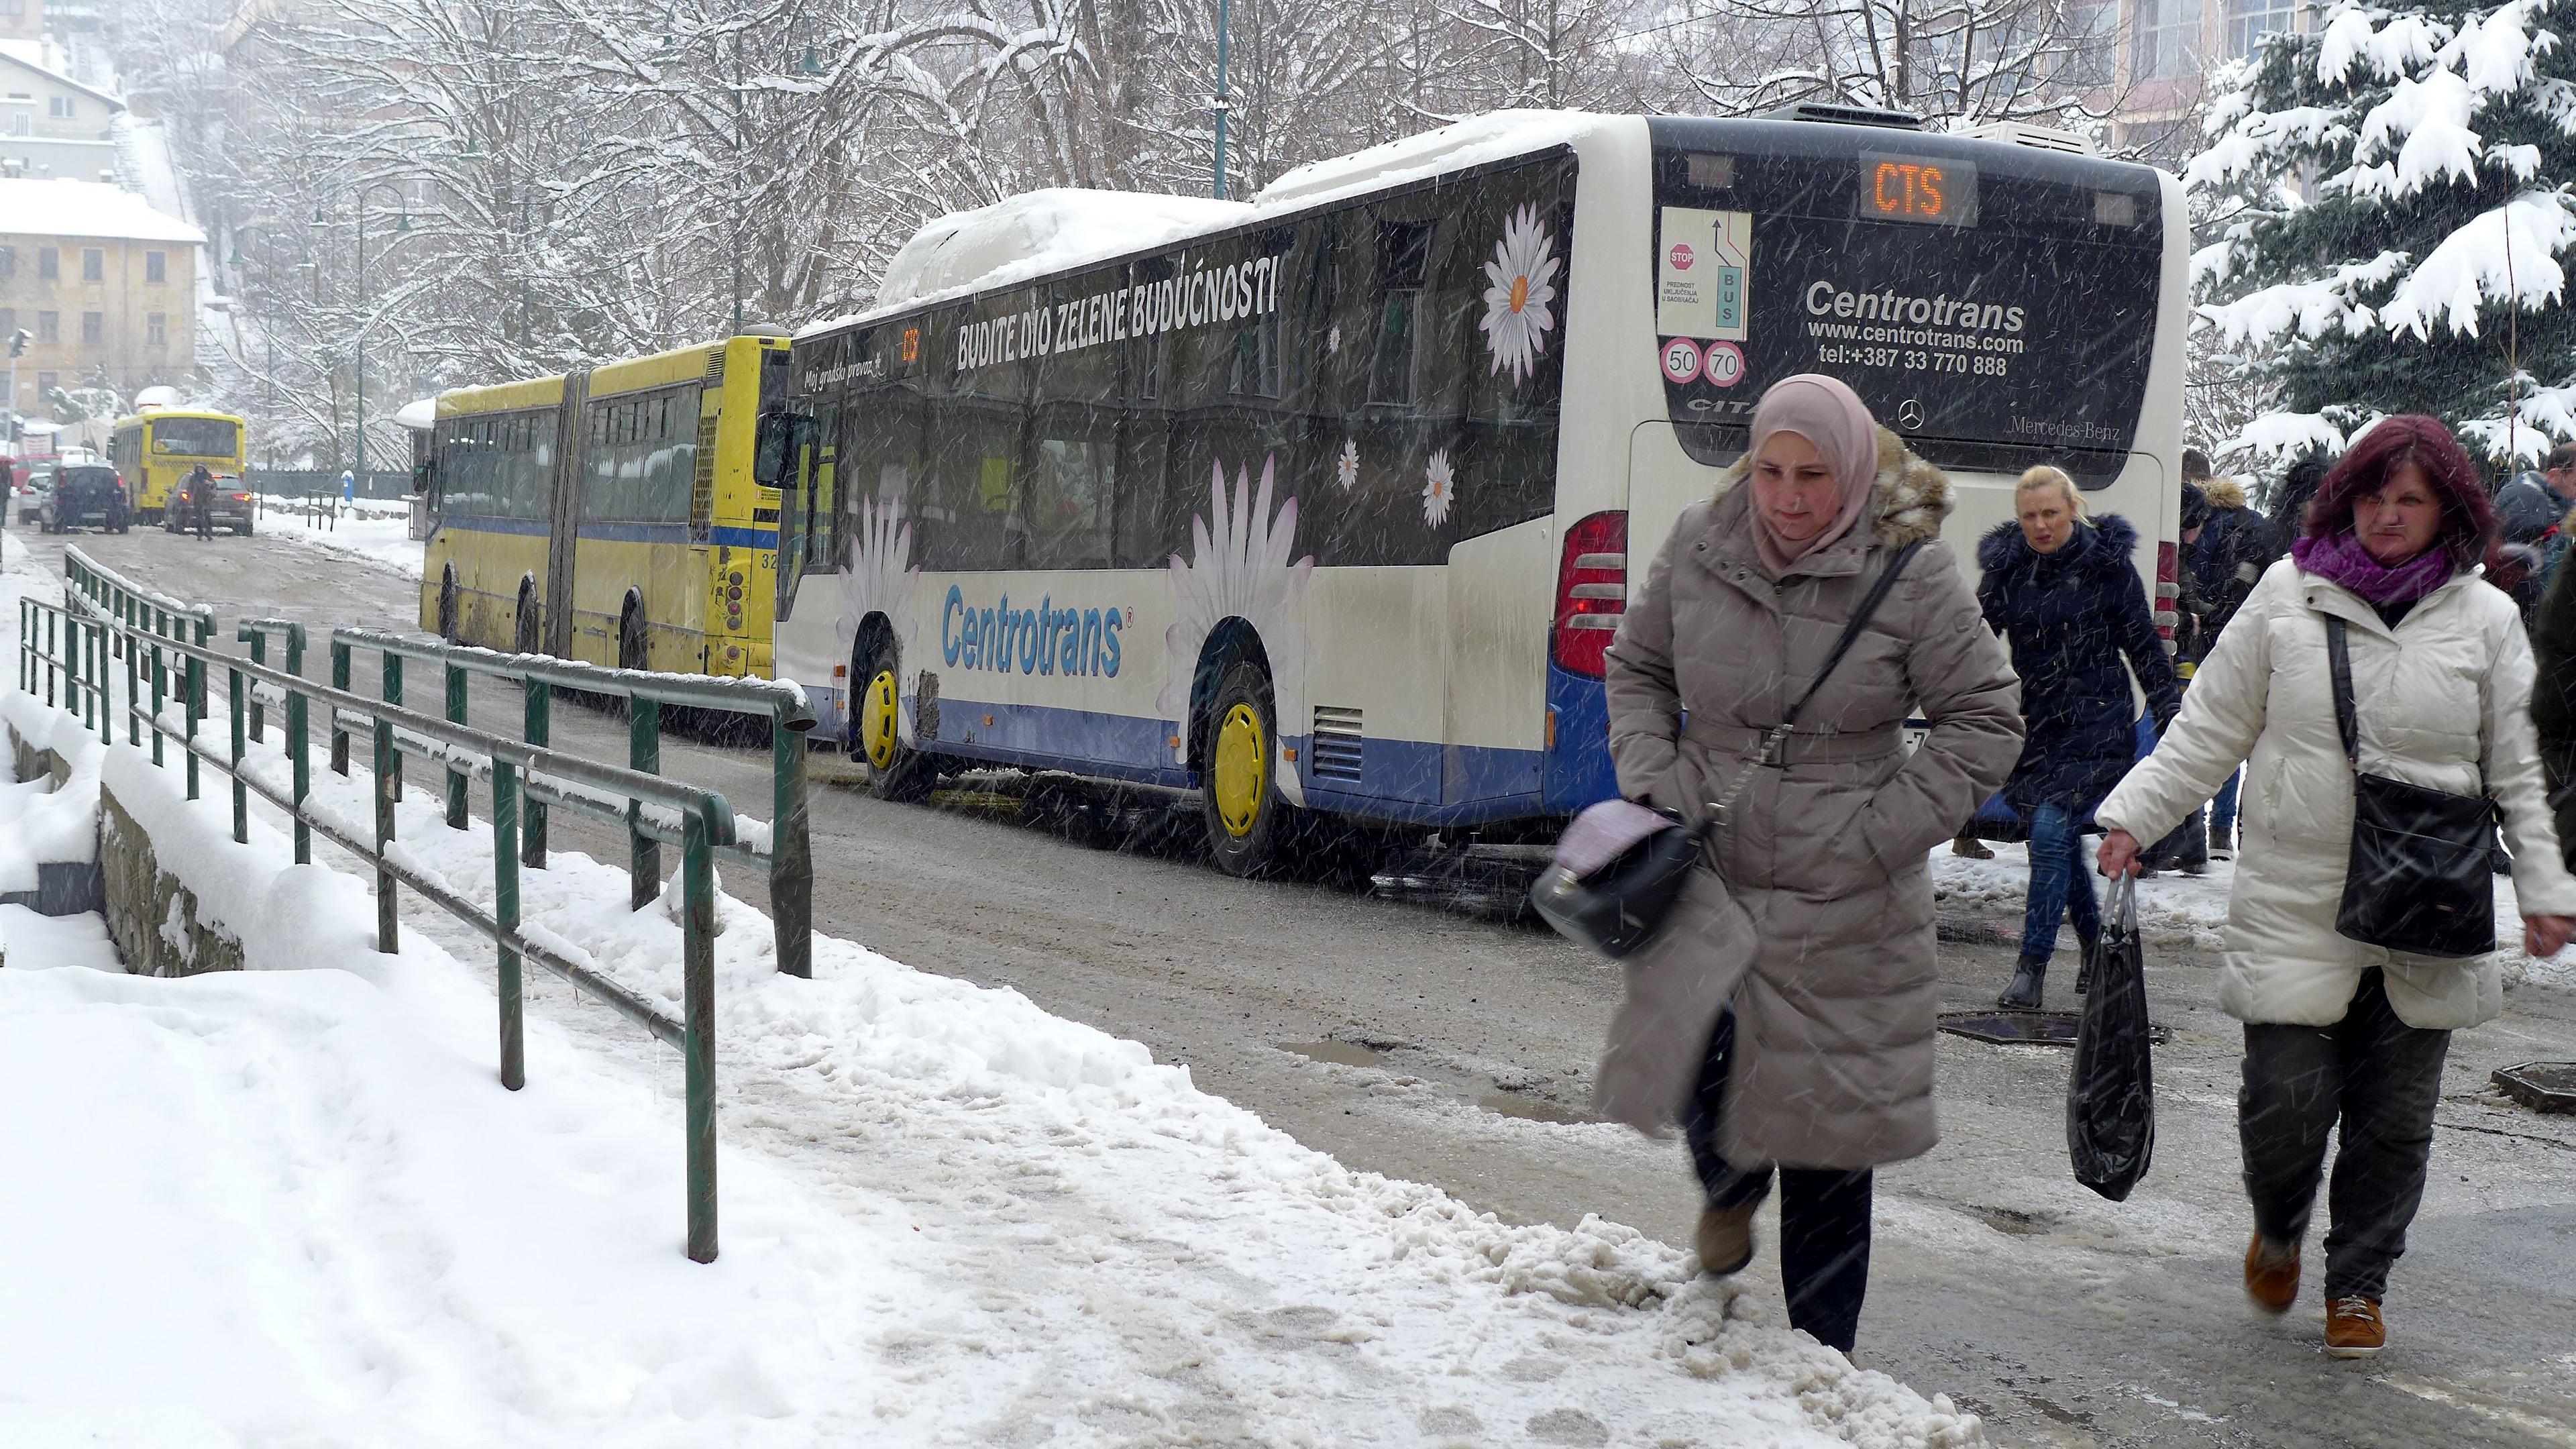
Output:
[2239, 967, 2451, 1300]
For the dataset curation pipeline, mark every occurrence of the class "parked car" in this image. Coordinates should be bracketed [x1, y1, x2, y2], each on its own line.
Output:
[17, 464, 54, 524]
[164, 474, 254, 535]
[40, 465, 130, 533]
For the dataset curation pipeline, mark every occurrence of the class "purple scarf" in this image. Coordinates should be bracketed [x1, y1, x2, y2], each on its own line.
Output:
[2292, 530, 2457, 606]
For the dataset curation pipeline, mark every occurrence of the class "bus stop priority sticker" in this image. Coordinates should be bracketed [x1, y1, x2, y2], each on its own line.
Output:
[1661, 337, 1704, 385]
[1701, 341, 1745, 388]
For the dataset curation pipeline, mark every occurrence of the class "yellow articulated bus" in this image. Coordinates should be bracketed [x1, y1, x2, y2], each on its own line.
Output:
[419, 334, 789, 676]
[110, 408, 248, 522]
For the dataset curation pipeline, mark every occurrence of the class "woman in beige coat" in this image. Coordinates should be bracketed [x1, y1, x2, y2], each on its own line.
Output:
[1599, 374, 2021, 1351]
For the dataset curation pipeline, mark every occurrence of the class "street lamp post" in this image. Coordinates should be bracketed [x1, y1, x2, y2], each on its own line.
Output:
[319, 185, 412, 477]
[1212, 0, 1232, 200]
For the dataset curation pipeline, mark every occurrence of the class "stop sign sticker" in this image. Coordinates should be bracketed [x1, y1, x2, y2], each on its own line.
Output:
[1668, 242, 1696, 271]
[1661, 337, 1705, 384]
[1702, 340, 1746, 387]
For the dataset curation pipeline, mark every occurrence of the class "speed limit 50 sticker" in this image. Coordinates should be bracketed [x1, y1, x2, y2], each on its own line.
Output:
[1660, 337, 1705, 385]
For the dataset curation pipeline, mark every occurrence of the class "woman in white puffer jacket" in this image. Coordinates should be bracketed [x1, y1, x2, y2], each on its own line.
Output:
[2094, 417, 2576, 1361]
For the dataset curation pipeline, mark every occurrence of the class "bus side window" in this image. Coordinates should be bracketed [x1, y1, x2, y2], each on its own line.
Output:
[1370, 219, 1434, 408]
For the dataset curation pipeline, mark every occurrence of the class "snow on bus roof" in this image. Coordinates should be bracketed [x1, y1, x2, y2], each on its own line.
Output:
[803, 111, 1612, 338]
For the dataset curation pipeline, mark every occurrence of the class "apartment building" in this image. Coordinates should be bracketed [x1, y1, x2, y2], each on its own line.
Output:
[2066, 0, 2309, 161]
[0, 177, 202, 420]
[0, 0, 40, 42]
[0, 34, 121, 184]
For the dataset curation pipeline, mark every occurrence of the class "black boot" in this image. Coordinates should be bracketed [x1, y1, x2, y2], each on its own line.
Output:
[1998, 955, 2047, 1010]
[2076, 936, 2101, 996]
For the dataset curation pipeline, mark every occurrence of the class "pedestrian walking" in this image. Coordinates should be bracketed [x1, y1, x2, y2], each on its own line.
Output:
[1976, 468, 2181, 1010]
[2141, 481, 2215, 875]
[184, 463, 214, 541]
[1596, 374, 2021, 1352]
[2189, 476, 2273, 860]
[2095, 415, 2576, 1358]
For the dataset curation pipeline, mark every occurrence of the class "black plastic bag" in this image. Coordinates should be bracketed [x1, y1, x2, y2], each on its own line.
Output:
[2068, 873, 2156, 1201]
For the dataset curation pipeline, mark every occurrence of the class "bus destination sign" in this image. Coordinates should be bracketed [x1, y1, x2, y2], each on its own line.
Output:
[1858, 152, 1978, 228]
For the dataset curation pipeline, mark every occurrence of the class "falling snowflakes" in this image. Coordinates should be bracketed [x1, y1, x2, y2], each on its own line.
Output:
[1336, 437, 1359, 492]
[1158, 457, 1316, 731]
[1326, 323, 1342, 355]
[1423, 450, 1456, 529]
[1479, 203, 1560, 383]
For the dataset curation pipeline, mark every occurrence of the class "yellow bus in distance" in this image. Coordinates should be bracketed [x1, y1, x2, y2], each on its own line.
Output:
[419, 334, 787, 676]
[110, 408, 248, 522]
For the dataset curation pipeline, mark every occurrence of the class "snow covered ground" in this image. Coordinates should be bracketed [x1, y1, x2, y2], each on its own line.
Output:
[0, 562, 1987, 1446]
[254, 499, 422, 579]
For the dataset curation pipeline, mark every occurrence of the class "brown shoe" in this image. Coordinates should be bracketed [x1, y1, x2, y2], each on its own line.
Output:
[1951, 832, 1994, 859]
[2325, 1296, 2386, 1357]
[2245, 1235, 2300, 1314]
[1695, 1201, 1757, 1277]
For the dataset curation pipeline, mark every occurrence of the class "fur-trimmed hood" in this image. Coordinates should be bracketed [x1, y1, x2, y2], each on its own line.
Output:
[1978, 512, 2141, 576]
[1713, 425, 1953, 549]
[2200, 476, 2249, 511]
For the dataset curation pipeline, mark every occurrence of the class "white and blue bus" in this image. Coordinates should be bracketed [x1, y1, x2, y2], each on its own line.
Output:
[769, 109, 2189, 874]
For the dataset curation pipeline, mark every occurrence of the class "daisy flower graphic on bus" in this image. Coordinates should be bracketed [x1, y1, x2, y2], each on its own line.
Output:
[1159, 456, 1315, 741]
[1480, 202, 1560, 382]
[837, 496, 921, 771]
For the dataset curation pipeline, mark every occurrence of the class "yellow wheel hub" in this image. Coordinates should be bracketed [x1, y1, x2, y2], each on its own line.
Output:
[861, 669, 900, 769]
[1212, 702, 1267, 839]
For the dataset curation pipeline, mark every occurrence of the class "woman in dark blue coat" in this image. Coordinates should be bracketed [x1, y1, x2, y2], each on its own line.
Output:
[1978, 467, 2183, 1008]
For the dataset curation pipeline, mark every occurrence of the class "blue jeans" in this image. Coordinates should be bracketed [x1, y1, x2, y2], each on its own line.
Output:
[2021, 803, 2100, 962]
[2211, 769, 2241, 837]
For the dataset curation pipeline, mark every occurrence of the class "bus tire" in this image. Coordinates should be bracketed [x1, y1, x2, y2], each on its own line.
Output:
[1199, 657, 1287, 877]
[854, 637, 934, 804]
[514, 580, 540, 655]
[617, 595, 647, 672]
[437, 570, 460, 642]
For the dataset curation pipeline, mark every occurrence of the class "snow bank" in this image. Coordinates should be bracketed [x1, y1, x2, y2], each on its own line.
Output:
[256, 505, 423, 579]
[0, 684, 1992, 1448]
[0, 690, 104, 881]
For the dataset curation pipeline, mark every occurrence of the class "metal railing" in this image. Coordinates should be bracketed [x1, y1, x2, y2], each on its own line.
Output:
[329, 627, 817, 979]
[38, 547, 751, 1262]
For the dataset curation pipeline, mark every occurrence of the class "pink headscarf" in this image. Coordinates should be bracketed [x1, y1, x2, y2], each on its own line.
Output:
[1746, 374, 1882, 576]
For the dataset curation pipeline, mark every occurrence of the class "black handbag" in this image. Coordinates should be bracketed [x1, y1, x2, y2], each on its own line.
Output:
[2326, 616, 2497, 958]
[1532, 541, 1923, 958]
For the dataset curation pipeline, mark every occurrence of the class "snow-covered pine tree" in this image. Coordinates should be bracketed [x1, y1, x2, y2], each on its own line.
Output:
[2194, 0, 2576, 464]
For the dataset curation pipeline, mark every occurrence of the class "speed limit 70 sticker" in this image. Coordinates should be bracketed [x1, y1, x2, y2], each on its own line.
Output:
[1701, 341, 1746, 387]
[1660, 337, 1704, 384]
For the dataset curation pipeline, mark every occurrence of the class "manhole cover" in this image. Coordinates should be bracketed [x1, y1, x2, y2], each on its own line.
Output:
[2493, 1061, 2576, 1113]
[1937, 1010, 2174, 1047]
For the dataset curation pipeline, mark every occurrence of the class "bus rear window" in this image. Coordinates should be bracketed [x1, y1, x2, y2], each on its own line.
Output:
[152, 417, 240, 458]
[1648, 119, 2161, 488]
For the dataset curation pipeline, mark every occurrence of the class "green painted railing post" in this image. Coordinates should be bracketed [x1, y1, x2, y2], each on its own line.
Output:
[445, 659, 468, 830]
[184, 619, 205, 801]
[246, 631, 268, 743]
[42, 607, 54, 707]
[228, 663, 247, 843]
[123, 599, 139, 745]
[17, 598, 26, 693]
[384, 652, 405, 803]
[494, 758, 525, 1092]
[773, 714, 811, 979]
[97, 621, 113, 743]
[148, 616, 166, 767]
[81, 621, 97, 734]
[329, 640, 352, 775]
[682, 805, 717, 1264]
[629, 696, 661, 910]
[523, 680, 551, 868]
[286, 637, 311, 866]
[376, 652, 402, 951]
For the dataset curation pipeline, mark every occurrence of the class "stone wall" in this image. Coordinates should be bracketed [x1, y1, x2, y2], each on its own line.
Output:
[98, 784, 241, 977]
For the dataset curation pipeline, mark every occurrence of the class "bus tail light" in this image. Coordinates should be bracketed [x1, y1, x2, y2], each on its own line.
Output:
[1553, 511, 1628, 678]
[2153, 540, 2179, 654]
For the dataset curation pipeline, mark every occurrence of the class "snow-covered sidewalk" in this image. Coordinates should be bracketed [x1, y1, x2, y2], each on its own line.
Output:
[252, 500, 422, 579]
[0, 665, 1988, 1447]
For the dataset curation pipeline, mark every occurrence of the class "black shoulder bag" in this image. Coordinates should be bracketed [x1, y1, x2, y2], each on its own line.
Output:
[1532, 541, 1925, 959]
[2327, 616, 2496, 958]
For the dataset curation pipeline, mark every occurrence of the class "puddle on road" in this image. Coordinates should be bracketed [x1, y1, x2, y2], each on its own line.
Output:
[1279, 1040, 1394, 1070]
[1477, 1091, 1605, 1126]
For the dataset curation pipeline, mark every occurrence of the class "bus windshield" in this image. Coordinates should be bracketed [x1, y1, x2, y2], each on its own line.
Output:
[151, 417, 240, 458]
[1648, 117, 2162, 488]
